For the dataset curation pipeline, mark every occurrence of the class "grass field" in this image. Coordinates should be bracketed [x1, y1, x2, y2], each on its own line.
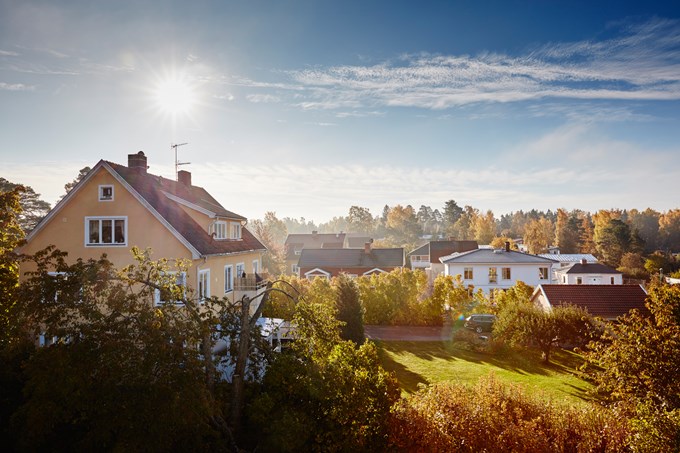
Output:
[375, 340, 594, 405]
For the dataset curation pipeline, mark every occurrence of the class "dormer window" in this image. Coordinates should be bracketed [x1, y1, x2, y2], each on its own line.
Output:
[211, 221, 227, 240]
[99, 185, 114, 201]
[231, 223, 241, 240]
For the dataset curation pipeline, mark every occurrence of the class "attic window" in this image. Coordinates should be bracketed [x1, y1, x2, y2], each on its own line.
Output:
[99, 185, 114, 201]
[211, 221, 227, 240]
[230, 223, 241, 240]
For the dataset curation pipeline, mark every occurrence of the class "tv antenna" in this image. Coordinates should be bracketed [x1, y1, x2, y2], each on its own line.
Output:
[171, 142, 190, 180]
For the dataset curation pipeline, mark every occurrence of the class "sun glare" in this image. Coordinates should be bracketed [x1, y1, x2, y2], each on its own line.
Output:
[154, 77, 196, 116]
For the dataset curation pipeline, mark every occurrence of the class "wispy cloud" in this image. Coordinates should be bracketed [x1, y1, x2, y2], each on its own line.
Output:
[273, 18, 680, 111]
[0, 50, 19, 57]
[246, 93, 281, 103]
[0, 82, 34, 91]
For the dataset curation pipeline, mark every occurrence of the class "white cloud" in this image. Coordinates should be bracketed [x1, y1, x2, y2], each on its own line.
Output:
[0, 50, 19, 56]
[246, 93, 281, 103]
[0, 82, 34, 91]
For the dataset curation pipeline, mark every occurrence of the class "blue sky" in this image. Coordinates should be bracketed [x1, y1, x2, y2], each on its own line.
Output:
[2, 0, 680, 223]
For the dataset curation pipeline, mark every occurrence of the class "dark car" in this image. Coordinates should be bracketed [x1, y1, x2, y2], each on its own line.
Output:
[464, 314, 496, 333]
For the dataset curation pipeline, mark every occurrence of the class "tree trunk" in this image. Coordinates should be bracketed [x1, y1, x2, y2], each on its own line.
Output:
[230, 295, 251, 434]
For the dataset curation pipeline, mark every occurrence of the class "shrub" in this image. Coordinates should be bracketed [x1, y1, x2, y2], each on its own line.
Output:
[388, 375, 630, 452]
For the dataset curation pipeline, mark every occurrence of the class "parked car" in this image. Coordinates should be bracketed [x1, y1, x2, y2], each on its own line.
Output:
[464, 314, 496, 333]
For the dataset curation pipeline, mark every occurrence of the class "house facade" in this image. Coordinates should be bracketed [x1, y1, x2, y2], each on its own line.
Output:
[554, 261, 623, 285]
[297, 244, 404, 279]
[284, 231, 345, 275]
[440, 246, 556, 293]
[408, 240, 478, 279]
[531, 284, 647, 320]
[20, 152, 267, 305]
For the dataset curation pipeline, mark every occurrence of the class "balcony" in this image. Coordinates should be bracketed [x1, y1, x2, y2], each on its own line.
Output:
[234, 273, 270, 292]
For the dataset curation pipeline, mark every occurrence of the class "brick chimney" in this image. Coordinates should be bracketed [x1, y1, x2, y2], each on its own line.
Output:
[364, 242, 372, 254]
[127, 151, 148, 173]
[581, 258, 588, 265]
[178, 170, 192, 186]
[505, 241, 510, 252]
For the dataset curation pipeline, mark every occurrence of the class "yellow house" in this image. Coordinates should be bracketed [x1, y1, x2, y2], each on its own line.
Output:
[20, 151, 267, 304]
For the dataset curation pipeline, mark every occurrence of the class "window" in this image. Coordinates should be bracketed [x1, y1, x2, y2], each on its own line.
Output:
[211, 221, 227, 239]
[155, 272, 187, 305]
[236, 263, 245, 279]
[231, 223, 241, 240]
[610, 276, 615, 284]
[539, 267, 549, 280]
[502, 267, 511, 280]
[85, 217, 127, 246]
[252, 260, 259, 275]
[292, 264, 300, 275]
[98, 185, 114, 201]
[294, 250, 302, 255]
[198, 269, 210, 301]
[488, 267, 497, 284]
[464, 267, 473, 280]
[224, 265, 233, 293]
[576, 277, 583, 285]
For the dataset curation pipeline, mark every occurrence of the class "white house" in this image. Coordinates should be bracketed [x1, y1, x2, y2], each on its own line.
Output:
[440, 245, 556, 294]
[554, 260, 623, 285]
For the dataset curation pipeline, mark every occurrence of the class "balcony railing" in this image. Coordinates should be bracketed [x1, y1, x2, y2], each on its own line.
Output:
[234, 273, 270, 291]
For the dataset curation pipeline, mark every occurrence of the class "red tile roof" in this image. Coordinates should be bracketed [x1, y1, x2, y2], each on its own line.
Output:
[533, 284, 648, 320]
[106, 161, 265, 256]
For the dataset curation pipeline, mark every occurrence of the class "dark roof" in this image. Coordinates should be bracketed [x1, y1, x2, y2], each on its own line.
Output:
[408, 240, 479, 262]
[564, 263, 621, 275]
[346, 236, 373, 248]
[440, 248, 556, 264]
[298, 248, 404, 269]
[534, 284, 648, 320]
[284, 232, 346, 258]
[106, 161, 265, 256]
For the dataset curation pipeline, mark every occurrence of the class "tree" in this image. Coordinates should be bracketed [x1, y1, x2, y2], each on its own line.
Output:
[61, 166, 91, 199]
[523, 217, 554, 254]
[659, 209, 680, 252]
[443, 199, 463, 235]
[587, 283, 680, 451]
[554, 208, 580, 253]
[472, 210, 496, 245]
[618, 252, 647, 279]
[579, 214, 596, 254]
[629, 208, 661, 253]
[334, 273, 364, 345]
[385, 204, 420, 245]
[494, 297, 593, 363]
[450, 205, 477, 240]
[0, 178, 51, 233]
[248, 301, 399, 452]
[347, 205, 374, 235]
[0, 186, 26, 347]
[595, 218, 632, 267]
[12, 248, 236, 450]
[250, 216, 286, 275]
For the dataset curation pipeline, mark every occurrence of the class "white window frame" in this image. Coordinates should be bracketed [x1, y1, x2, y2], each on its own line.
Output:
[154, 271, 187, 306]
[252, 259, 259, 275]
[304, 268, 331, 280]
[576, 276, 583, 285]
[292, 264, 300, 275]
[211, 221, 227, 240]
[224, 265, 234, 293]
[610, 276, 615, 285]
[236, 262, 245, 279]
[98, 185, 114, 202]
[463, 267, 473, 280]
[230, 223, 242, 240]
[539, 267, 549, 280]
[198, 269, 210, 301]
[488, 267, 498, 284]
[502, 267, 511, 280]
[85, 216, 127, 246]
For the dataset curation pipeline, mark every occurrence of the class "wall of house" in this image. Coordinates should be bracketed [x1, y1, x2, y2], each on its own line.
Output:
[444, 263, 552, 294]
[201, 252, 263, 303]
[558, 273, 623, 285]
[299, 266, 397, 278]
[21, 167, 193, 273]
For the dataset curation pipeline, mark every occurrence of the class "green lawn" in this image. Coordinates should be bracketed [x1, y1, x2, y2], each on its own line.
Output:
[375, 340, 594, 405]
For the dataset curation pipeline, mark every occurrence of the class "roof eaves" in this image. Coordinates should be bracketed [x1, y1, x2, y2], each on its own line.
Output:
[162, 191, 216, 218]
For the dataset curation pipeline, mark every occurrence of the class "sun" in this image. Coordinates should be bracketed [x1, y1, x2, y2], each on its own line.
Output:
[154, 76, 196, 116]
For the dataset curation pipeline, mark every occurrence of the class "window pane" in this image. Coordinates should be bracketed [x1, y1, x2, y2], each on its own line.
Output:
[101, 220, 112, 243]
[114, 220, 125, 243]
[89, 219, 100, 243]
